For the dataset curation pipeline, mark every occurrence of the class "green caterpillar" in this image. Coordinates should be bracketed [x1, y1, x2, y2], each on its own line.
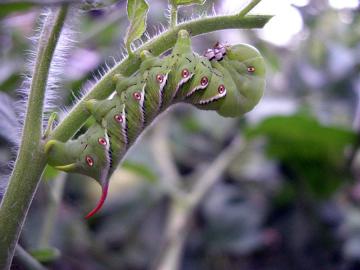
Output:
[45, 30, 266, 218]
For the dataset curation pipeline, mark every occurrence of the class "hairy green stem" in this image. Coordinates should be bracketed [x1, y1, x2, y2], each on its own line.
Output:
[51, 14, 272, 142]
[0, 6, 68, 269]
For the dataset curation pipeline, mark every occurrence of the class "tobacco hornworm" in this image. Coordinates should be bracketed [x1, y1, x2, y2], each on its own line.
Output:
[45, 30, 266, 218]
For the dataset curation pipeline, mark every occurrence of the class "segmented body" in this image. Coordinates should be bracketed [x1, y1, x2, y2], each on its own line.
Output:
[45, 30, 266, 218]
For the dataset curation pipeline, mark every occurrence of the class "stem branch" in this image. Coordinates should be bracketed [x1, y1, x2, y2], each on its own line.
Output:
[170, 4, 178, 28]
[38, 173, 67, 248]
[0, 6, 68, 269]
[238, 0, 262, 17]
[151, 116, 183, 197]
[155, 136, 245, 270]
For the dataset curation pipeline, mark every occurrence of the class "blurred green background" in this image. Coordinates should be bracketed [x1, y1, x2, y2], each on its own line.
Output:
[1, 0, 360, 269]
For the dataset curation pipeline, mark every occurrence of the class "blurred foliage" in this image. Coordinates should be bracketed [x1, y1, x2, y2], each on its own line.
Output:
[30, 248, 61, 263]
[246, 114, 356, 198]
[0, 3, 35, 18]
[1, 0, 360, 270]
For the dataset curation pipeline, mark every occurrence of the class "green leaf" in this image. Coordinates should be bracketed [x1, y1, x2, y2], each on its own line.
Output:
[170, 0, 206, 6]
[125, 0, 149, 54]
[30, 247, 60, 263]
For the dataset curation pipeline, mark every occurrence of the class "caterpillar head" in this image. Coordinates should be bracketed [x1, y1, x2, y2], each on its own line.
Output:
[216, 43, 266, 117]
[45, 124, 111, 218]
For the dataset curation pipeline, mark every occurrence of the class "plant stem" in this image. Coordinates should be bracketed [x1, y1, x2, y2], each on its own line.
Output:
[0, 6, 68, 270]
[38, 173, 66, 248]
[156, 201, 190, 270]
[150, 116, 183, 197]
[51, 14, 272, 142]
[238, 0, 262, 17]
[170, 4, 178, 28]
[155, 136, 244, 270]
[14, 246, 48, 270]
[187, 137, 244, 208]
